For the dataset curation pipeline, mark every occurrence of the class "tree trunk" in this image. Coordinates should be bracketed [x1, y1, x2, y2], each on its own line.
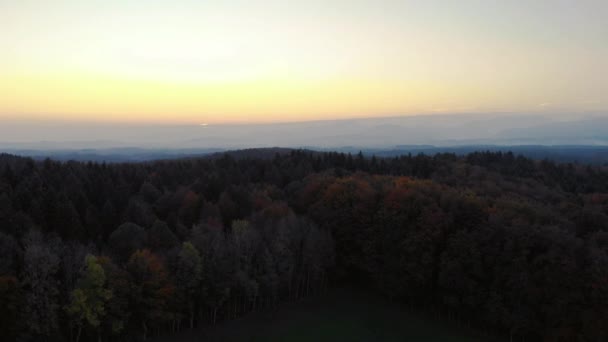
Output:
[142, 320, 148, 341]
[233, 297, 237, 319]
[75, 326, 82, 342]
[306, 269, 310, 296]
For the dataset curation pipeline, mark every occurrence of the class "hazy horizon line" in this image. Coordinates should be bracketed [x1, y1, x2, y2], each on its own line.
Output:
[1, 110, 606, 127]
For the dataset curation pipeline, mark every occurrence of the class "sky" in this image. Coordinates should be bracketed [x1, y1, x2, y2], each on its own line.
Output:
[1, 0, 607, 124]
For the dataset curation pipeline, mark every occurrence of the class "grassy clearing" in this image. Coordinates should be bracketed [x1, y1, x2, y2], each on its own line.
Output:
[155, 288, 499, 342]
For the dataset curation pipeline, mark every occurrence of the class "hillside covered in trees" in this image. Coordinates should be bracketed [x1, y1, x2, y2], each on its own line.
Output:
[1, 149, 607, 341]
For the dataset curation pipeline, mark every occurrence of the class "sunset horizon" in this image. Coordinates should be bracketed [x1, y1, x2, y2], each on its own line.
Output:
[2, 1, 606, 124]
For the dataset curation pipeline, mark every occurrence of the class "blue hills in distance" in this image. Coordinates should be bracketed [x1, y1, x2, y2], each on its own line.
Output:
[1, 113, 608, 164]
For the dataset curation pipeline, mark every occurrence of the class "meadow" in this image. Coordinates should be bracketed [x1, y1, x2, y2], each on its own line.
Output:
[159, 288, 495, 342]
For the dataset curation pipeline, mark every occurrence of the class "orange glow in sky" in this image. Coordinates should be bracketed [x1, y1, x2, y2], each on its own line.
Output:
[1, 1, 606, 124]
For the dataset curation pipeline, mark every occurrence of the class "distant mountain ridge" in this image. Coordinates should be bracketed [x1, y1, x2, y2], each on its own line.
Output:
[2, 113, 608, 151]
[4, 145, 608, 165]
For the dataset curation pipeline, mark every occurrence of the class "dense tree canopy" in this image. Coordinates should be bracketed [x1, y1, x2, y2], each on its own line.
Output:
[0, 149, 607, 341]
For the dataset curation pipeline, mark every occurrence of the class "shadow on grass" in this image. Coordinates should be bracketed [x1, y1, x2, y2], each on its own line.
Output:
[154, 288, 501, 342]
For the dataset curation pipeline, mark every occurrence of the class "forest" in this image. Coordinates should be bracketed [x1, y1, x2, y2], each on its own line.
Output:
[1, 149, 607, 341]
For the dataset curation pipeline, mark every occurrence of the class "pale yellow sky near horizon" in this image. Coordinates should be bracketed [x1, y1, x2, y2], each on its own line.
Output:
[1, 0, 607, 124]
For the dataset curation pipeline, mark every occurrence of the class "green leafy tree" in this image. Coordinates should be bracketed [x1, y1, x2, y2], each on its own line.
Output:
[98, 256, 130, 339]
[108, 222, 147, 262]
[66, 254, 112, 342]
[175, 242, 203, 329]
[148, 220, 179, 252]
